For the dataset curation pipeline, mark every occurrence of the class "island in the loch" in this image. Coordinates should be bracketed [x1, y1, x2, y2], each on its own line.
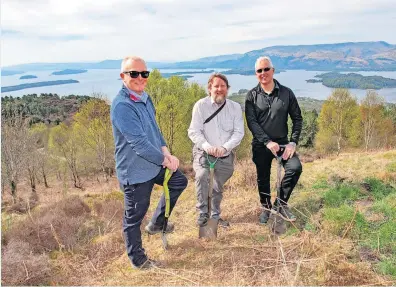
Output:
[51, 69, 88, 75]
[19, 75, 38, 80]
[1, 79, 79, 93]
[161, 74, 193, 80]
[306, 72, 396, 89]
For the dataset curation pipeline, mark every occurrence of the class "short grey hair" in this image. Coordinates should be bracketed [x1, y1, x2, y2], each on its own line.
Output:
[121, 56, 146, 72]
[255, 56, 274, 71]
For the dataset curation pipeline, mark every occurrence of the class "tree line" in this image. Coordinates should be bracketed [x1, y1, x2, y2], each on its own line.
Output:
[315, 89, 396, 154]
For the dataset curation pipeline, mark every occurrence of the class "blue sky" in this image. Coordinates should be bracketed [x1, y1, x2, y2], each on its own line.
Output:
[2, 0, 396, 66]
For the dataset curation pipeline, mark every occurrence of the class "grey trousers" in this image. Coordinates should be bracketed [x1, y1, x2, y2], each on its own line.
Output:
[193, 147, 234, 219]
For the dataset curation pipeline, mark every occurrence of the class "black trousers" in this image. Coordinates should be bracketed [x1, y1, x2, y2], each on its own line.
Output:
[252, 144, 302, 207]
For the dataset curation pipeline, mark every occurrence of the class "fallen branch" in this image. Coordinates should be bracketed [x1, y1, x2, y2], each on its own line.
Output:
[23, 260, 29, 279]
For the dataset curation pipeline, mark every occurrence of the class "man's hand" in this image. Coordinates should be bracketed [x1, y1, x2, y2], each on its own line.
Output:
[161, 146, 179, 171]
[207, 146, 227, 158]
[282, 143, 296, 160]
[214, 147, 227, 158]
[207, 146, 217, 156]
[266, 141, 280, 156]
[162, 155, 179, 172]
[166, 154, 180, 171]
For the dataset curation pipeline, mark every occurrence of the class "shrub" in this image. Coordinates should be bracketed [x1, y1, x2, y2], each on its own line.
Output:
[1, 240, 52, 285]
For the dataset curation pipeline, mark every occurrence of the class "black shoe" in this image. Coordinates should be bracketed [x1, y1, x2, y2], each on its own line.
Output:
[272, 204, 296, 222]
[133, 259, 161, 270]
[259, 208, 271, 224]
[197, 213, 209, 227]
[218, 218, 230, 228]
[145, 221, 174, 235]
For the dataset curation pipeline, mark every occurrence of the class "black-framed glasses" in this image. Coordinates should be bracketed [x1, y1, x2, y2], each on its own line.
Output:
[123, 70, 150, 78]
[256, 67, 272, 73]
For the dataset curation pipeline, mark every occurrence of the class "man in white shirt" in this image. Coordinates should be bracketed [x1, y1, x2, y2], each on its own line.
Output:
[188, 73, 244, 227]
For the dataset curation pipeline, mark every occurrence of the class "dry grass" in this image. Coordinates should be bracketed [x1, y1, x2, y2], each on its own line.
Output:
[2, 150, 396, 286]
[1, 240, 52, 286]
[3, 195, 92, 253]
[82, 150, 395, 286]
[299, 150, 396, 187]
[4, 192, 39, 214]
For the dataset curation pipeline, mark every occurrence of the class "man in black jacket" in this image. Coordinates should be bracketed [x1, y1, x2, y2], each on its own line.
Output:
[245, 56, 303, 224]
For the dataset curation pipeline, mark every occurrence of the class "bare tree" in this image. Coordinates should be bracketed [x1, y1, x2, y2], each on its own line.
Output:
[1, 113, 30, 202]
[49, 123, 82, 189]
[29, 123, 52, 188]
[36, 150, 51, 188]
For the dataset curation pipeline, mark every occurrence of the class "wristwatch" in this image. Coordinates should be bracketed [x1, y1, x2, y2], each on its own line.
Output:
[289, 142, 297, 147]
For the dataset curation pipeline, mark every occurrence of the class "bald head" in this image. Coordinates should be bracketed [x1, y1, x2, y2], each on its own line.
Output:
[121, 56, 146, 73]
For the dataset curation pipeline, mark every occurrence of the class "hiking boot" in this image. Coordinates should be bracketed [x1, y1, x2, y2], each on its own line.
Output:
[259, 208, 271, 224]
[271, 204, 296, 222]
[133, 258, 162, 270]
[218, 218, 230, 228]
[145, 221, 174, 235]
[197, 213, 209, 227]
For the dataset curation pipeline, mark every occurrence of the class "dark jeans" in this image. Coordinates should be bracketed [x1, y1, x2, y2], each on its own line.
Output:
[252, 144, 302, 208]
[121, 168, 188, 267]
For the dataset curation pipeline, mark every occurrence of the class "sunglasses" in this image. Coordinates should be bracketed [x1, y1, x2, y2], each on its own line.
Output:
[256, 67, 272, 73]
[123, 70, 150, 78]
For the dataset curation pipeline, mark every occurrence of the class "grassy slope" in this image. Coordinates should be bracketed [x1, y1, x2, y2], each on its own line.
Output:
[2, 150, 396, 286]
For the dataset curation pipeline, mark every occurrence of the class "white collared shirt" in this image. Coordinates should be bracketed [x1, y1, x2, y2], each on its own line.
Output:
[188, 96, 244, 156]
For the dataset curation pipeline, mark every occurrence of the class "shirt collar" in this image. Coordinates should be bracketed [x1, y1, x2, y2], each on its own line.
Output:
[122, 84, 148, 103]
[257, 80, 279, 95]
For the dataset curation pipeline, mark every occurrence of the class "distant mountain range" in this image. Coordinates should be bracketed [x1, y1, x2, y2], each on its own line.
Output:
[166, 41, 396, 71]
[3, 41, 396, 73]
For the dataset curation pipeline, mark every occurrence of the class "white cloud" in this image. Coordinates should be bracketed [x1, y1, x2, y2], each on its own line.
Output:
[1, 0, 395, 66]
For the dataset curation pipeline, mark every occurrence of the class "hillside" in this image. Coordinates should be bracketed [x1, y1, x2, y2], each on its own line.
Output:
[1, 150, 395, 285]
[3, 41, 396, 72]
[1, 93, 94, 124]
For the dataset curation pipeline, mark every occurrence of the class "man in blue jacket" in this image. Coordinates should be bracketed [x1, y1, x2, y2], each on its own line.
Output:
[111, 56, 188, 269]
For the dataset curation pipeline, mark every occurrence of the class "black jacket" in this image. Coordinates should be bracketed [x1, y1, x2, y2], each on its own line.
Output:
[245, 80, 303, 146]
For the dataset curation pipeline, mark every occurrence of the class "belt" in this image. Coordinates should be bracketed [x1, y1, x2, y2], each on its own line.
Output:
[218, 154, 230, 159]
[207, 153, 230, 160]
[196, 147, 231, 159]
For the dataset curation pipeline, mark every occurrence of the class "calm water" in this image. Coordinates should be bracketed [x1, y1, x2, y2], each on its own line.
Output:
[2, 69, 396, 103]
